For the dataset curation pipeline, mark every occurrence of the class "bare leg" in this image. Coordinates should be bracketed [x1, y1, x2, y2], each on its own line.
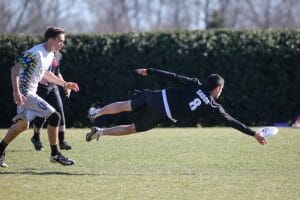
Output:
[47, 125, 58, 145]
[102, 124, 137, 136]
[0, 120, 28, 167]
[3, 120, 28, 144]
[86, 124, 138, 142]
[96, 100, 132, 117]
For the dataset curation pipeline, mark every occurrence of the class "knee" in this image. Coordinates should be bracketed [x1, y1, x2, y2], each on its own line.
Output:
[46, 111, 61, 127]
[19, 120, 29, 131]
[14, 120, 29, 132]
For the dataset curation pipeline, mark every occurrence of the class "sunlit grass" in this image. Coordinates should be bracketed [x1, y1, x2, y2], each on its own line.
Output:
[0, 128, 299, 200]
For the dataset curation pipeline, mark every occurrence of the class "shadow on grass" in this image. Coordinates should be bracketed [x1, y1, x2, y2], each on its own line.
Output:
[6, 149, 35, 153]
[0, 170, 197, 176]
[0, 170, 102, 176]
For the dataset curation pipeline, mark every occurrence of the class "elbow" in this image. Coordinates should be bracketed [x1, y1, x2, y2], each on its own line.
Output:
[11, 63, 21, 74]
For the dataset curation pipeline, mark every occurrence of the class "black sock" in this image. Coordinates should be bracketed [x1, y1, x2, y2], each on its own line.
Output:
[59, 131, 65, 143]
[33, 132, 40, 140]
[50, 145, 60, 156]
[0, 141, 8, 155]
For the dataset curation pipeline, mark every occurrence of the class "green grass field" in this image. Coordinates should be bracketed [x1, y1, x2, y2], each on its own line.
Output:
[0, 128, 299, 200]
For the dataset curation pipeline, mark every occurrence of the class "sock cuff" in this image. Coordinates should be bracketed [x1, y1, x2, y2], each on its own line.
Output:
[0, 140, 8, 154]
[50, 145, 59, 156]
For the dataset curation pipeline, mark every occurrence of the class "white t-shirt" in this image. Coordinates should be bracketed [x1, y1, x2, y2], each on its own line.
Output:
[17, 43, 54, 97]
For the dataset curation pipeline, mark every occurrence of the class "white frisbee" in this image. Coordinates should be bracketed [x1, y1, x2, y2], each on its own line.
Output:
[257, 126, 279, 138]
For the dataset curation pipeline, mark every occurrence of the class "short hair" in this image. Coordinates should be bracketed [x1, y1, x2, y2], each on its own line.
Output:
[44, 27, 65, 41]
[204, 74, 224, 91]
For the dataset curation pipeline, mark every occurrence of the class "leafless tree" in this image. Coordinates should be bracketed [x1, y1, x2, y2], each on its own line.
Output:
[0, 1, 13, 33]
[227, 0, 300, 29]
[87, 0, 131, 33]
[1, 0, 300, 34]
[0, 0, 89, 34]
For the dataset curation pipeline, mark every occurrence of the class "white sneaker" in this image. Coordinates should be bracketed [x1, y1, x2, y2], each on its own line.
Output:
[50, 153, 75, 166]
[86, 127, 103, 142]
[0, 152, 8, 168]
[88, 107, 101, 120]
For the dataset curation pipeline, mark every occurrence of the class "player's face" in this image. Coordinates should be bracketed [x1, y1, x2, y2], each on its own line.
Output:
[212, 85, 223, 99]
[52, 33, 65, 51]
[216, 85, 223, 98]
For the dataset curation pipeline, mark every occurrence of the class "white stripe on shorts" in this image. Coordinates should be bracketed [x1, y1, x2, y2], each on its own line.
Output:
[162, 89, 177, 123]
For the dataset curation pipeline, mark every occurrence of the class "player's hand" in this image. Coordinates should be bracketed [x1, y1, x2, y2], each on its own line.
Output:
[65, 88, 71, 98]
[135, 68, 148, 76]
[254, 131, 268, 145]
[13, 92, 26, 105]
[64, 82, 79, 92]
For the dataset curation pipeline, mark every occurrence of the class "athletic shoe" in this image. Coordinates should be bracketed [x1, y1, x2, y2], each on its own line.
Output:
[31, 136, 44, 151]
[88, 107, 101, 120]
[50, 153, 75, 166]
[86, 127, 103, 142]
[0, 152, 8, 168]
[59, 141, 72, 150]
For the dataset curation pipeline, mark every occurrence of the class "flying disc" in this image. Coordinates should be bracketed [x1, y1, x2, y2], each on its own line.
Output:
[257, 127, 279, 138]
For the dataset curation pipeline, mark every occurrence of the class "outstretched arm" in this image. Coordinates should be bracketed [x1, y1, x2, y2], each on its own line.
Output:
[43, 71, 79, 92]
[135, 68, 200, 86]
[214, 104, 267, 145]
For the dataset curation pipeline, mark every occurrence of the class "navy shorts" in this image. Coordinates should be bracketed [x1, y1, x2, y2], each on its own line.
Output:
[131, 90, 168, 132]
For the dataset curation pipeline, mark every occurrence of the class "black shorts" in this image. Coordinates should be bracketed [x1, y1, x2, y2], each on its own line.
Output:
[131, 90, 168, 132]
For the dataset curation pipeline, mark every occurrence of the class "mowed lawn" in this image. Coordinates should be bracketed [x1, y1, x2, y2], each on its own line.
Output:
[0, 128, 299, 200]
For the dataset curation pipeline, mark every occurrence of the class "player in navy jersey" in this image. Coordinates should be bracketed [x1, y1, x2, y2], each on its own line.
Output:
[86, 68, 266, 145]
[31, 51, 72, 151]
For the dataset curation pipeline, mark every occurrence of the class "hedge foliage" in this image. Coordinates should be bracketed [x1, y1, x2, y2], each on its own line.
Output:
[1, 30, 299, 128]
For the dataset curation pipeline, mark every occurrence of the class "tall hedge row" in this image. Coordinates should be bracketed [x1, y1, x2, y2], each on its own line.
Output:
[0, 30, 299, 128]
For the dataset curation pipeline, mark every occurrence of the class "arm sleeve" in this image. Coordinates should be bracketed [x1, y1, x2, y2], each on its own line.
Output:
[15, 51, 39, 70]
[147, 68, 200, 86]
[213, 104, 255, 137]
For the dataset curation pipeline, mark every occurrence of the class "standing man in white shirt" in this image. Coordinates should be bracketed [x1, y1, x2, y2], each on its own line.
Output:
[31, 51, 73, 151]
[0, 27, 79, 168]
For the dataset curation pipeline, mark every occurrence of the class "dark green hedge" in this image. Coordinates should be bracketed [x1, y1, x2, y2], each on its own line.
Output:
[1, 30, 299, 128]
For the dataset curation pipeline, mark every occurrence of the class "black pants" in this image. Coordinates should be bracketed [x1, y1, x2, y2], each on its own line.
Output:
[33, 84, 65, 128]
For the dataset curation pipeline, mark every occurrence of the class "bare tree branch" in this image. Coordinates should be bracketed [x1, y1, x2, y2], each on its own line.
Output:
[12, 0, 31, 32]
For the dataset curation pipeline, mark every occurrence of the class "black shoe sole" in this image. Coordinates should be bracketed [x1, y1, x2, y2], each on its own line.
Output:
[60, 147, 72, 150]
[50, 159, 75, 166]
[59, 144, 72, 150]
